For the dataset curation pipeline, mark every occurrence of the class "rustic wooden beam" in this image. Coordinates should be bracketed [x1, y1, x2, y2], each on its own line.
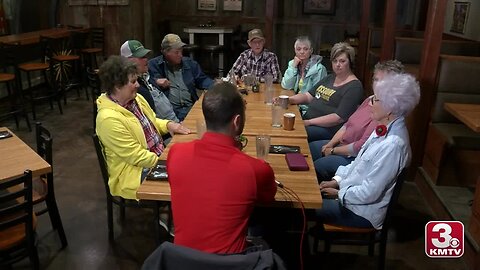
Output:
[380, 0, 397, 61]
[356, 0, 371, 86]
[264, 0, 275, 49]
[410, 0, 447, 170]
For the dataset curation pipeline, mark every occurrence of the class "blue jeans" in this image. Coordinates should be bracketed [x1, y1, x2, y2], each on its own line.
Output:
[316, 199, 373, 228]
[173, 105, 192, 122]
[306, 125, 335, 142]
[309, 140, 355, 182]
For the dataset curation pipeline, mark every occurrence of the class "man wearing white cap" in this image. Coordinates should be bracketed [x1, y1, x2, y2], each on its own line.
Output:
[120, 40, 179, 122]
[148, 34, 213, 121]
[230, 28, 281, 82]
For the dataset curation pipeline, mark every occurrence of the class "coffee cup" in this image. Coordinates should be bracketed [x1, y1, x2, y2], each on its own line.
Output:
[278, 95, 289, 109]
[283, 112, 296, 131]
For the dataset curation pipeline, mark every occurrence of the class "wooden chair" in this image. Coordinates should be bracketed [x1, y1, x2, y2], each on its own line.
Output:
[33, 122, 68, 248]
[0, 170, 39, 270]
[312, 168, 408, 270]
[92, 134, 164, 244]
[0, 44, 31, 130]
[86, 67, 101, 129]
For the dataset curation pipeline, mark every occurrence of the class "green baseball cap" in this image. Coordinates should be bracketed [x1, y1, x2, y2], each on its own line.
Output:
[120, 40, 151, 58]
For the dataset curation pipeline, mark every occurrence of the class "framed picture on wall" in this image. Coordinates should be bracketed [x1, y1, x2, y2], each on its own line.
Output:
[198, 0, 217, 11]
[223, 0, 242, 11]
[303, 0, 336, 15]
[450, 2, 470, 34]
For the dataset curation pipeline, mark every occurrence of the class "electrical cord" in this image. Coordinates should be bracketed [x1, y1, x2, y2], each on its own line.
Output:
[276, 180, 306, 270]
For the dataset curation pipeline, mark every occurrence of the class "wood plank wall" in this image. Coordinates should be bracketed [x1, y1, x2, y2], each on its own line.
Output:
[57, 0, 150, 57]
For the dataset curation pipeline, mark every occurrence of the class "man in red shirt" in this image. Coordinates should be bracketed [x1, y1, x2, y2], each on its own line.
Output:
[167, 82, 277, 254]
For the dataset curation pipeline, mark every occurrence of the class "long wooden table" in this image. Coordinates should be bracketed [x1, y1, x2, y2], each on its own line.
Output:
[0, 127, 51, 181]
[0, 27, 85, 45]
[444, 103, 480, 248]
[444, 103, 480, 132]
[137, 84, 322, 209]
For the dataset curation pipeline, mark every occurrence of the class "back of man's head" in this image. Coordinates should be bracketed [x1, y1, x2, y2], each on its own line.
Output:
[202, 82, 245, 133]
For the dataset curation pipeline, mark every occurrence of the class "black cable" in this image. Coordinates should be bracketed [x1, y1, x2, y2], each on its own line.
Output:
[276, 180, 306, 270]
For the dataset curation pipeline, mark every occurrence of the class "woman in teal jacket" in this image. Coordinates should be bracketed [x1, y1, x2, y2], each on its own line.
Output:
[281, 36, 327, 115]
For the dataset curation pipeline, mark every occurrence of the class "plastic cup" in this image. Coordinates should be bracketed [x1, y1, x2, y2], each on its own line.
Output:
[279, 95, 289, 109]
[283, 112, 296, 131]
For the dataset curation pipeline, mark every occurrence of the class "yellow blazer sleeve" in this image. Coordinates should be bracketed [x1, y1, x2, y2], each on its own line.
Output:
[97, 115, 159, 169]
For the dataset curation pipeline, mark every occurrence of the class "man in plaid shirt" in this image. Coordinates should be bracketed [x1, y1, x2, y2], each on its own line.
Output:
[230, 29, 281, 82]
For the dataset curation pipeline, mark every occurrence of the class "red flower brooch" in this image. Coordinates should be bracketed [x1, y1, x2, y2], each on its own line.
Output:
[375, 125, 388, 137]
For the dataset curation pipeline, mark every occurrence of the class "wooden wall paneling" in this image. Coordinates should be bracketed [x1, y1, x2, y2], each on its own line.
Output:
[410, 0, 447, 170]
[265, 0, 276, 50]
[356, 0, 371, 87]
[380, 0, 397, 61]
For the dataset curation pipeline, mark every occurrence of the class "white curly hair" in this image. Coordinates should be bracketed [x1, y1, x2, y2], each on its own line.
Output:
[374, 73, 420, 117]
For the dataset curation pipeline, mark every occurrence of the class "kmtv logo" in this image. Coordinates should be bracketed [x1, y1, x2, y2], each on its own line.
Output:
[425, 221, 464, 258]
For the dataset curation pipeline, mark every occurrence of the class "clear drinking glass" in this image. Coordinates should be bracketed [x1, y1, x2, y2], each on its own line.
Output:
[271, 103, 283, 127]
[264, 73, 274, 105]
[256, 135, 271, 161]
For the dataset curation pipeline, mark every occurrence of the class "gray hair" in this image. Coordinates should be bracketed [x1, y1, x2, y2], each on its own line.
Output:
[294, 36, 312, 50]
[374, 60, 405, 74]
[374, 73, 420, 117]
[330, 42, 355, 66]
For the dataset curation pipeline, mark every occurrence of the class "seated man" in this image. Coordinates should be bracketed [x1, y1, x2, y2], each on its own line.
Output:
[230, 29, 281, 82]
[167, 82, 277, 254]
[148, 34, 213, 121]
[120, 40, 179, 122]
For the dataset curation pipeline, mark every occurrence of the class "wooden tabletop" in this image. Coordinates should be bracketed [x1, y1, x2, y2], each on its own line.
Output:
[137, 134, 322, 208]
[0, 127, 51, 180]
[0, 27, 76, 45]
[137, 84, 322, 209]
[444, 103, 480, 133]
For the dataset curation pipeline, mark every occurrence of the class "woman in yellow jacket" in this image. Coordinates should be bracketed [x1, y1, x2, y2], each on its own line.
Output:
[96, 56, 190, 199]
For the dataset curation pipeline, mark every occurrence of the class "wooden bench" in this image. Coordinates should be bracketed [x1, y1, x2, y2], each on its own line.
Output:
[422, 55, 480, 187]
[394, 37, 480, 77]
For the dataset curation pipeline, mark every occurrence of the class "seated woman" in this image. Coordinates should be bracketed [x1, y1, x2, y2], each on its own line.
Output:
[95, 56, 190, 200]
[310, 60, 405, 181]
[316, 73, 420, 229]
[281, 36, 327, 115]
[288, 42, 364, 142]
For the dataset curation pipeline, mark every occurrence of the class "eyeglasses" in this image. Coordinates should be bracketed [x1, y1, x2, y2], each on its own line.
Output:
[370, 95, 380, 105]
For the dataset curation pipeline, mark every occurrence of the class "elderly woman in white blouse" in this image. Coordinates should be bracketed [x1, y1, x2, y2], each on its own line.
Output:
[316, 73, 420, 229]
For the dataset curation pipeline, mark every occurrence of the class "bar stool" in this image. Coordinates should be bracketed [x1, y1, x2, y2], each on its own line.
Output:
[80, 27, 104, 70]
[12, 41, 63, 120]
[70, 29, 92, 100]
[183, 44, 200, 61]
[202, 44, 224, 78]
[41, 34, 82, 104]
[0, 44, 31, 130]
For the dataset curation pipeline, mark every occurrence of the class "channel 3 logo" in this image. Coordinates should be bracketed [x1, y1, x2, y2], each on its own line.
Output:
[425, 221, 464, 258]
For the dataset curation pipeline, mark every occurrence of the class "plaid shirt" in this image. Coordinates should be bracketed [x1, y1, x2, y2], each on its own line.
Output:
[110, 96, 165, 156]
[231, 49, 281, 82]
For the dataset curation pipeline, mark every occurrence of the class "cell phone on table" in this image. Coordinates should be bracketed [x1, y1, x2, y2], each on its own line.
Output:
[146, 160, 168, 181]
[0, 131, 13, 140]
